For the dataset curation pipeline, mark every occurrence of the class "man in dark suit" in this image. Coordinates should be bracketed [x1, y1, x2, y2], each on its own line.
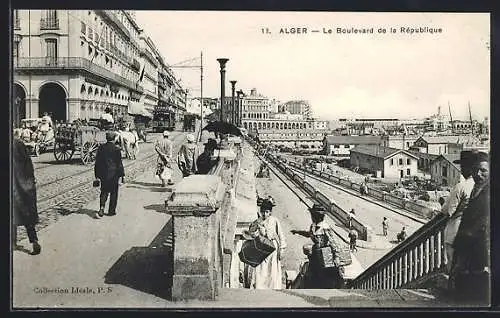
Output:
[94, 131, 125, 218]
[452, 151, 490, 305]
[13, 136, 41, 255]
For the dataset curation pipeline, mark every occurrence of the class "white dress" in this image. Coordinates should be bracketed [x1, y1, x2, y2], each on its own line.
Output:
[250, 215, 287, 289]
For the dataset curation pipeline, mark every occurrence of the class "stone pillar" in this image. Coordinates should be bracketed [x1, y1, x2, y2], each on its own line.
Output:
[217, 58, 229, 122]
[165, 175, 225, 301]
[67, 98, 81, 122]
[230, 80, 236, 125]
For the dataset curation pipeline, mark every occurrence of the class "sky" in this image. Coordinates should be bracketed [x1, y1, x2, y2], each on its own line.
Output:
[134, 11, 490, 121]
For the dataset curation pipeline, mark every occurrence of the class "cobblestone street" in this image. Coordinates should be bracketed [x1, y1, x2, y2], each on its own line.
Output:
[16, 131, 190, 242]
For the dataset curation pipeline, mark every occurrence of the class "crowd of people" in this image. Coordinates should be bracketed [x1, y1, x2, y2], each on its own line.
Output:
[12, 121, 491, 303]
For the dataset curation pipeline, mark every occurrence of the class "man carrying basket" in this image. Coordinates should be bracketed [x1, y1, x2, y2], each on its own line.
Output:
[291, 203, 349, 288]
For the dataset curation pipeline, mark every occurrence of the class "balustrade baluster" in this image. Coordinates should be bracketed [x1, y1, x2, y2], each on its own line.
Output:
[397, 257, 402, 287]
[379, 271, 383, 289]
[392, 261, 396, 288]
[414, 246, 418, 279]
[402, 252, 408, 285]
[430, 235, 435, 271]
[387, 265, 391, 289]
[408, 249, 413, 282]
[436, 231, 443, 269]
[424, 238, 430, 274]
[419, 243, 424, 277]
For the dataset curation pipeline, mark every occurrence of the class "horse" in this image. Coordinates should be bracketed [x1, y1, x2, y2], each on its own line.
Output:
[117, 128, 139, 160]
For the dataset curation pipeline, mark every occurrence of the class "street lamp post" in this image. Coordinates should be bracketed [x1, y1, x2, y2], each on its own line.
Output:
[230, 80, 237, 125]
[216, 58, 229, 122]
[236, 89, 244, 127]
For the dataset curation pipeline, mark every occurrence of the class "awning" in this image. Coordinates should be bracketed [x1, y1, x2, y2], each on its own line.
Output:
[128, 101, 153, 119]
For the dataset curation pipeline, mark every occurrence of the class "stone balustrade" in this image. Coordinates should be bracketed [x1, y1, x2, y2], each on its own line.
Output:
[164, 138, 255, 300]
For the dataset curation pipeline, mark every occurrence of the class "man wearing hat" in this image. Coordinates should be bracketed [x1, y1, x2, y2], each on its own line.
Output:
[452, 151, 490, 304]
[155, 130, 174, 187]
[440, 150, 477, 275]
[94, 131, 125, 218]
[177, 134, 198, 177]
[196, 138, 218, 174]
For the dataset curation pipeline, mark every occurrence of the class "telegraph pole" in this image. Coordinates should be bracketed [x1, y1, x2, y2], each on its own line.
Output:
[199, 51, 203, 141]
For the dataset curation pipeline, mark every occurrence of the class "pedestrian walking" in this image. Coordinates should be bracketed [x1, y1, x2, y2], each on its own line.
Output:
[347, 209, 355, 229]
[440, 151, 476, 275]
[382, 217, 389, 236]
[397, 227, 407, 243]
[348, 228, 358, 252]
[196, 138, 218, 174]
[248, 199, 287, 289]
[94, 131, 125, 218]
[291, 204, 346, 289]
[177, 134, 198, 177]
[12, 137, 41, 255]
[155, 130, 174, 186]
[451, 151, 490, 305]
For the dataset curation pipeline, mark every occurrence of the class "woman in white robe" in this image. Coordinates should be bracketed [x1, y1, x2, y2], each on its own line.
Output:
[249, 199, 287, 289]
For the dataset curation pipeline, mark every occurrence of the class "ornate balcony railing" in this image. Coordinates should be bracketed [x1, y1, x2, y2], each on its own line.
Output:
[350, 213, 448, 289]
[40, 18, 59, 30]
[14, 57, 143, 93]
[95, 10, 130, 40]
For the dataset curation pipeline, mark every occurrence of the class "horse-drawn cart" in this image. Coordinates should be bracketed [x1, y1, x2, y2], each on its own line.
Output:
[53, 123, 107, 165]
[18, 118, 55, 156]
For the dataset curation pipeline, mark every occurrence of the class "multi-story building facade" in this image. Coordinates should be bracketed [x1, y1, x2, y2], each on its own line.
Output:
[138, 34, 159, 114]
[255, 129, 325, 149]
[279, 100, 311, 118]
[241, 88, 270, 120]
[173, 81, 187, 122]
[13, 10, 145, 125]
[12, 10, 187, 127]
[155, 54, 176, 115]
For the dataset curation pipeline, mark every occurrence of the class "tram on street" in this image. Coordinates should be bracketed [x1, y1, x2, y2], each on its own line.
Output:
[151, 108, 175, 133]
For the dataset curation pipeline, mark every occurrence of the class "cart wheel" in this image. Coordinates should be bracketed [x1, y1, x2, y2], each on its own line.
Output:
[53, 142, 74, 162]
[81, 141, 99, 165]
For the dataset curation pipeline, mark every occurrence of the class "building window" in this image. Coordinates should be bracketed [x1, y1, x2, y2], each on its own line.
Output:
[333, 145, 339, 148]
[81, 22, 86, 34]
[406, 159, 411, 165]
[390, 158, 394, 165]
[41, 10, 58, 29]
[407, 169, 411, 176]
[442, 165, 448, 177]
[45, 39, 57, 62]
[399, 158, 403, 165]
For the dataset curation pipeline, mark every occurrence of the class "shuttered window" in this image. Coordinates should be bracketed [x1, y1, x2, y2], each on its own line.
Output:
[45, 39, 57, 67]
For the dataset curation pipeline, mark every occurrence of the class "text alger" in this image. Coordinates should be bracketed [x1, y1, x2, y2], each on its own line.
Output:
[280, 27, 308, 34]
